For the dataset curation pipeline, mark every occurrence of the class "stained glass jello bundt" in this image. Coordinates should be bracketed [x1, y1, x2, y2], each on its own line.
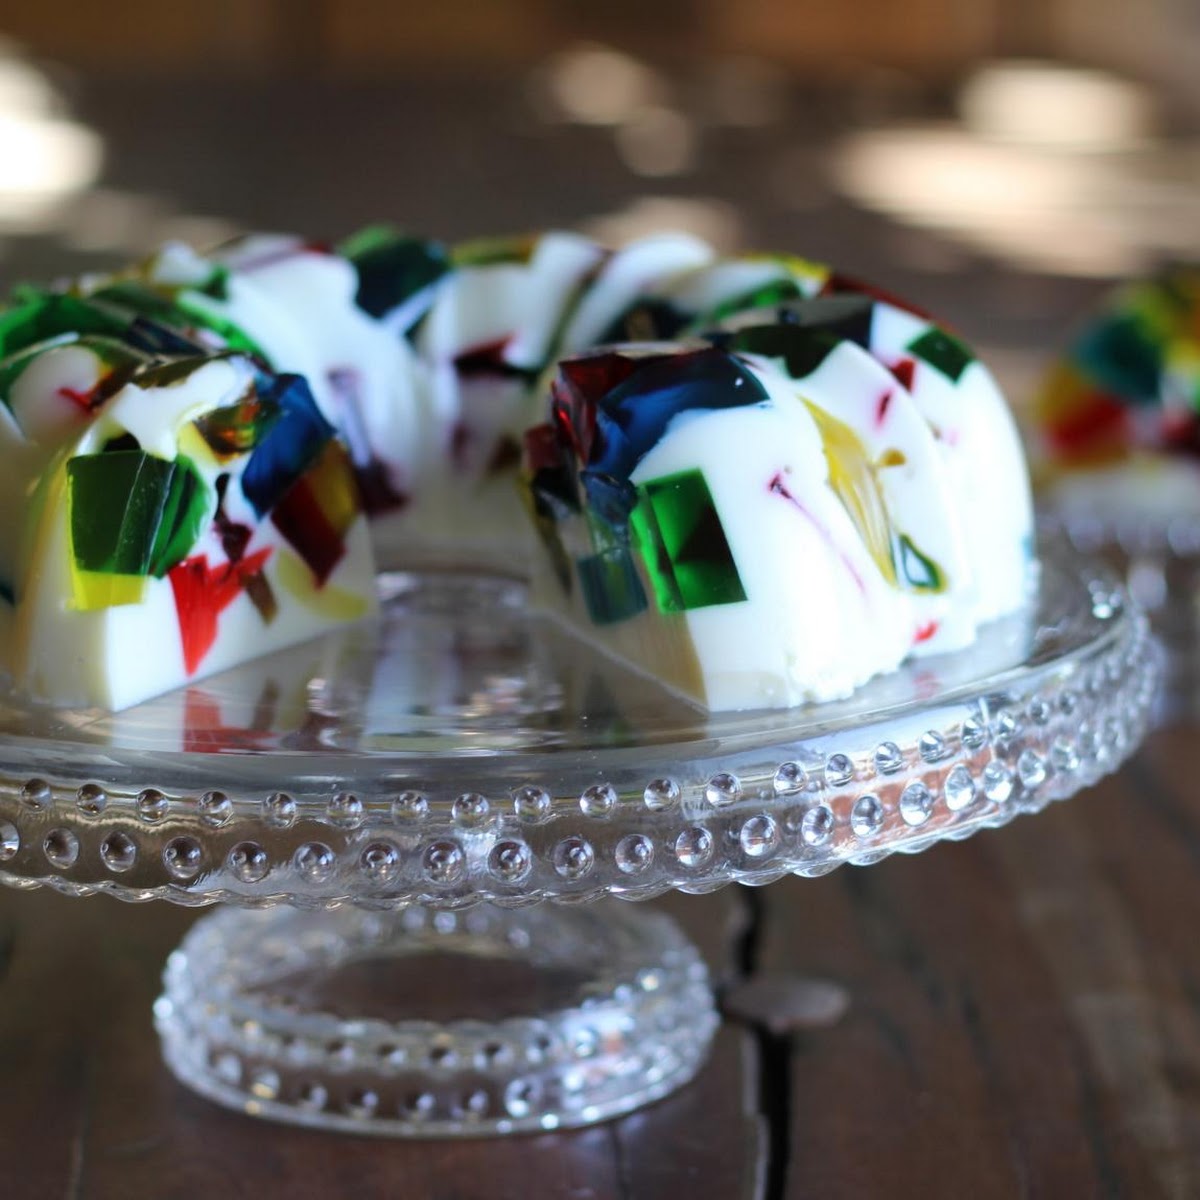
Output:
[0, 230, 1036, 712]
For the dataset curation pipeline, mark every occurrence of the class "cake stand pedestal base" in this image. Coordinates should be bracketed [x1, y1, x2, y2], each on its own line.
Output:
[154, 902, 717, 1137]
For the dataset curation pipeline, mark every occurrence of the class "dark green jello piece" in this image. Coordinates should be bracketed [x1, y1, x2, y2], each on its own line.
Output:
[196, 264, 231, 301]
[725, 322, 840, 381]
[723, 293, 876, 352]
[906, 328, 973, 383]
[91, 280, 266, 360]
[1073, 313, 1162, 405]
[67, 450, 209, 578]
[1, 288, 204, 361]
[0, 292, 132, 359]
[707, 277, 808, 324]
[90, 281, 193, 329]
[631, 469, 745, 613]
[340, 225, 449, 322]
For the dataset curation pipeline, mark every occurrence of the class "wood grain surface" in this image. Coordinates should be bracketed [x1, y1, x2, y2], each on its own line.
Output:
[1, 726, 1197, 1197]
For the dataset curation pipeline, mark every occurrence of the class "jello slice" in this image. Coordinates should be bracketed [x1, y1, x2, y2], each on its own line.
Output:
[73, 239, 426, 524]
[4, 350, 376, 711]
[521, 344, 922, 710]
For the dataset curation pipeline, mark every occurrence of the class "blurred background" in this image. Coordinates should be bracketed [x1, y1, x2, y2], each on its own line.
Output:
[0, 0, 1198, 393]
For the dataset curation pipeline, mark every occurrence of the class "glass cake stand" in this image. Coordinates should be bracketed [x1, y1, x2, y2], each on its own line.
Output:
[0, 557, 1159, 1137]
[1041, 511, 1199, 719]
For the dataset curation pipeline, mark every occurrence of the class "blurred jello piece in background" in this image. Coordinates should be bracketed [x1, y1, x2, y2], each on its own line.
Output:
[1033, 265, 1200, 715]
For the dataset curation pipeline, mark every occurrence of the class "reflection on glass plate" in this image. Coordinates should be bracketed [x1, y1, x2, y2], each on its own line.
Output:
[0, 562, 1098, 757]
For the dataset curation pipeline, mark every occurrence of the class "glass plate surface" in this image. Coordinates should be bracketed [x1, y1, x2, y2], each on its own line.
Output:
[1042, 510, 1200, 719]
[0, 555, 1158, 908]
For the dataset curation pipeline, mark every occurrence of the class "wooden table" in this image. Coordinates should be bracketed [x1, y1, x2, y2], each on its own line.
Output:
[1, 722, 1195, 1198]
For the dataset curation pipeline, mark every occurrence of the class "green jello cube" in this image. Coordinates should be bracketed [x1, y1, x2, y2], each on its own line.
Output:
[631, 469, 746, 612]
[340, 225, 450, 321]
[67, 449, 209, 585]
[906, 328, 973, 383]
